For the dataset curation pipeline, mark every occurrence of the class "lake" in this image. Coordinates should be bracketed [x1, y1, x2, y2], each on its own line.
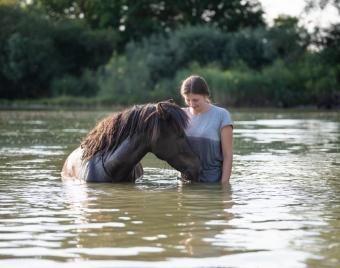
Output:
[0, 108, 339, 268]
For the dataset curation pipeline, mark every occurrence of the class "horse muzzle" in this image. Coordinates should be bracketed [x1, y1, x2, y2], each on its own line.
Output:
[178, 169, 201, 182]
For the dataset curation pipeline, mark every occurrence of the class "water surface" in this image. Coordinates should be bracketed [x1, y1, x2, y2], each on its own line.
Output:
[0, 109, 339, 268]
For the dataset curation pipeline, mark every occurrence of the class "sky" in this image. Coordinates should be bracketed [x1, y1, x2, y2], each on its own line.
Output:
[259, 0, 340, 30]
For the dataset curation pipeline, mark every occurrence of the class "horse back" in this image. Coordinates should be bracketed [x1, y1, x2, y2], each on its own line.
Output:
[61, 147, 88, 182]
[61, 147, 144, 183]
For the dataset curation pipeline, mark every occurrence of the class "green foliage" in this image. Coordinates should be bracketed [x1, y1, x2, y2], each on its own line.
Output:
[263, 17, 310, 63]
[222, 28, 268, 69]
[97, 54, 151, 105]
[51, 75, 79, 97]
[316, 23, 340, 85]
[151, 78, 182, 103]
[0, 4, 119, 99]
[1, 2, 339, 108]
[98, 25, 230, 103]
[78, 69, 101, 97]
[125, 25, 228, 87]
[155, 54, 339, 108]
[297, 53, 339, 107]
[51, 19, 120, 75]
[94, 22, 340, 108]
[273, 15, 299, 28]
[50, 69, 100, 98]
[174, 61, 266, 107]
[30, 0, 265, 51]
[0, 5, 58, 98]
[223, 17, 311, 69]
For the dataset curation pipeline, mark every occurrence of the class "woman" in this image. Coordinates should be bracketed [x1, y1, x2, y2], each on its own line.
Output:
[180, 75, 233, 183]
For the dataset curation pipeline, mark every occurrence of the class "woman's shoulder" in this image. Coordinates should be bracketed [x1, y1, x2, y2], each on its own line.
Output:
[211, 105, 233, 127]
[211, 105, 231, 116]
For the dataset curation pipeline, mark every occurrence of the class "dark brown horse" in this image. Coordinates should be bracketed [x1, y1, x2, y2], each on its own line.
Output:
[61, 101, 201, 183]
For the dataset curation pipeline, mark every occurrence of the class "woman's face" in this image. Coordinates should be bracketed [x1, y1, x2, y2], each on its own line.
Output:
[183, 93, 208, 113]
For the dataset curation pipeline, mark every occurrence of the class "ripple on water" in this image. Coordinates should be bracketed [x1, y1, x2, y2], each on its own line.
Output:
[0, 110, 339, 267]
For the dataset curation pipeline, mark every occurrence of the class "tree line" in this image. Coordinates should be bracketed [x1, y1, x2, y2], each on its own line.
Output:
[0, 0, 339, 108]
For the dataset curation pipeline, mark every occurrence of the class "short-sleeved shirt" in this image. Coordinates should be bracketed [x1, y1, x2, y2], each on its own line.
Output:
[183, 106, 233, 182]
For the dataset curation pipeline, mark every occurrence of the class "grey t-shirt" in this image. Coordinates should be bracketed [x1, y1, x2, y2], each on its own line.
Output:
[183, 106, 233, 182]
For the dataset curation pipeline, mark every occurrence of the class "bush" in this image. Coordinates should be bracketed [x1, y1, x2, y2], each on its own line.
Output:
[164, 54, 340, 108]
[222, 28, 269, 69]
[0, 4, 119, 99]
[97, 54, 151, 105]
[126, 25, 228, 87]
[174, 62, 267, 107]
[51, 75, 79, 97]
[0, 5, 57, 98]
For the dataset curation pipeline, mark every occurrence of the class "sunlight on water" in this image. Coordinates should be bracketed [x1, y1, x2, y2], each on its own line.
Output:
[0, 109, 339, 268]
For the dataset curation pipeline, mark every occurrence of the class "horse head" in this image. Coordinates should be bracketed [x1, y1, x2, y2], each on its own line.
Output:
[149, 100, 201, 182]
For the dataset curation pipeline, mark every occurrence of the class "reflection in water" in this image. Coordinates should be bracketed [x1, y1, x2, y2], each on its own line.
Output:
[0, 109, 339, 267]
[176, 183, 234, 257]
[58, 181, 236, 263]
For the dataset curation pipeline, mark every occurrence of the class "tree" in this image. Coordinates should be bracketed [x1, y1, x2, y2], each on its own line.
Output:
[305, 1, 340, 82]
[29, 0, 265, 51]
[222, 28, 268, 69]
[121, 0, 265, 39]
[221, 16, 310, 70]
[304, 0, 340, 13]
[264, 15, 310, 63]
[0, 5, 57, 98]
[0, 4, 119, 99]
[318, 23, 340, 84]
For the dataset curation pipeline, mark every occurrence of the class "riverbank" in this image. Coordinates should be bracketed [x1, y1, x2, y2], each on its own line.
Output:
[0, 97, 127, 111]
[1, 97, 339, 111]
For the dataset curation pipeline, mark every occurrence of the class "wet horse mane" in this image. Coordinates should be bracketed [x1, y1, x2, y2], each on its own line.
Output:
[80, 102, 189, 161]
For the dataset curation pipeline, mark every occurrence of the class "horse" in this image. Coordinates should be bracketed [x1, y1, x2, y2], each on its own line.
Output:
[61, 100, 201, 183]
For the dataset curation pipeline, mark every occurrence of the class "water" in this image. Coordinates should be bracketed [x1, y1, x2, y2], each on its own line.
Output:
[0, 108, 339, 268]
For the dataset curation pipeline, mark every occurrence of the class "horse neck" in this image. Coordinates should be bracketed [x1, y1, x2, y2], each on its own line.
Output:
[103, 134, 149, 179]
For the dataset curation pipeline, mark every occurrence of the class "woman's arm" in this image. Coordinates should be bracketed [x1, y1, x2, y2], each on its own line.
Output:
[220, 125, 233, 183]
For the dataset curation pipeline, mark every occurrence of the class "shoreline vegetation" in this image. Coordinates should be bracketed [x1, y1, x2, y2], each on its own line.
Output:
[1, 2, 339, 108]
[0, 96, 339, 111]
[0, 97, 127, 111]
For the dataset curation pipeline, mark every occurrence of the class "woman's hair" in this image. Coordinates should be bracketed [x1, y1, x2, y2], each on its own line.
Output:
[180, 75, 211, 103]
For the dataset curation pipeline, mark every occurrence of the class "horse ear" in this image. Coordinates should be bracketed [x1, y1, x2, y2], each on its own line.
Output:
[166, 99, 174, 103]
[156, 102, 170, 120]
